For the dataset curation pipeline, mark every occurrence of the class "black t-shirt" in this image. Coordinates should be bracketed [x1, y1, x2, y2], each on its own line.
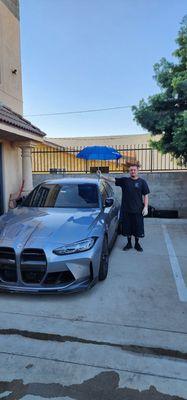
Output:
[115, 177, 150, 214]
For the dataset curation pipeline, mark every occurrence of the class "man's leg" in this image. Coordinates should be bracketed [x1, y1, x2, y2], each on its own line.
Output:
[123, 236, 132, 251]
[134, 237, 143, 252]
[133, 214, 144, 252]
[122, 213, 133, 251]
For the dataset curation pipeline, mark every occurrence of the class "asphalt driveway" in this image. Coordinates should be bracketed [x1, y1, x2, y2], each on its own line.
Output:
[0, 218, 187, 399]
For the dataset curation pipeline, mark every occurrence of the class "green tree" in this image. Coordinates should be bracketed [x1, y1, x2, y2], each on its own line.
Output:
[132, 16, 187, 164]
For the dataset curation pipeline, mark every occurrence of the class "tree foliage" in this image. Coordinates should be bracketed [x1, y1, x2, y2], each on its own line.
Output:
[132, 16, 187, 163]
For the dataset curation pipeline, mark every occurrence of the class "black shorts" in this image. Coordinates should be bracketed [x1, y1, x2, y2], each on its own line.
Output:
[120, 212, 145, 238]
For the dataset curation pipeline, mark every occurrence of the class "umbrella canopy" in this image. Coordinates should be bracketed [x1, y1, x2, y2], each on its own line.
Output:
[76, 146, 122, 161]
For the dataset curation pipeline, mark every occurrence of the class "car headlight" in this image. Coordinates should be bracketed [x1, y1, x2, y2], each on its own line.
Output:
[53, 237, 97, 256]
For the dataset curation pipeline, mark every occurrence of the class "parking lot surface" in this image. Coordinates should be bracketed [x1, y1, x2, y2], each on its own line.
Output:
[0, 218, 187, 399]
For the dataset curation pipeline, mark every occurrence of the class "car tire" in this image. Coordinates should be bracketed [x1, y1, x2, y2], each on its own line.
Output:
[98, 235, 109, 281]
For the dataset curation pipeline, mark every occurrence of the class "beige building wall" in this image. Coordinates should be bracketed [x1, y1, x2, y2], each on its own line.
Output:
[46, 133, 150, 148]
[0, 139, 22, 209]
[0, 1, 45, 213]
[0, 0, 23, 114]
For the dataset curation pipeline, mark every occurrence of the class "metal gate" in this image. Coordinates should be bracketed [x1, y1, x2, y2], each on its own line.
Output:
[32, 145, 187, 174]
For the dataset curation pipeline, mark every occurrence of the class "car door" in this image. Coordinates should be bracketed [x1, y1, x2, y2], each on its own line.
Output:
[100, 181, 116, 244]
[104, 182, 119, 239]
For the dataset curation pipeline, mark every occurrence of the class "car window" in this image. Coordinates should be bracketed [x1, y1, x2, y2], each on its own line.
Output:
[22, 183, 99, 208]
[22, 185, 40, 206]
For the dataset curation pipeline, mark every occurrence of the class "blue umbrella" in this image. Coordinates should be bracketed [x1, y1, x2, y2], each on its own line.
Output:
[76, 146, 122, 160]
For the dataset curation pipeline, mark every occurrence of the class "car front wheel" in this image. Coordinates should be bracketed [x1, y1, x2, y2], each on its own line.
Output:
[98, 235, 109, 281]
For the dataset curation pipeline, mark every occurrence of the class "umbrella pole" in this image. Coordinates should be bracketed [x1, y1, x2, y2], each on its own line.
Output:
[86, 159, 88, 174]
[97, 167, 101, 180]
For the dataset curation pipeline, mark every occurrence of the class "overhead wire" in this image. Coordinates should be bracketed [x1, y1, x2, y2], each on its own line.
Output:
[24, 104, 132, 117]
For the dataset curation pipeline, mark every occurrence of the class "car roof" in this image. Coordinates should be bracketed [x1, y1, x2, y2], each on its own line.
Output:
[41, 177, 102, 186]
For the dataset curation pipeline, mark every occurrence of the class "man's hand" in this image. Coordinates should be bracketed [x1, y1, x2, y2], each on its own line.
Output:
[142, 206, 148, 217]
[96, 171, 115, 184]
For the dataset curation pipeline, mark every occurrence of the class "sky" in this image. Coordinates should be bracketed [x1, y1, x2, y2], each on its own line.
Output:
[20, 0, 186, 138]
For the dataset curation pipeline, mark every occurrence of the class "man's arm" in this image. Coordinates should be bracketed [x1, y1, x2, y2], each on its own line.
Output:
[142, 194, 149, 216]
[97, 172, 116, 184]
[144, 194, 149, 207]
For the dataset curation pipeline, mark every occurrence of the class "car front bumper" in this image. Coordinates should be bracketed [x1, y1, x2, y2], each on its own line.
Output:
[0, 236, 103, 294]
[0, 277, 94, 294]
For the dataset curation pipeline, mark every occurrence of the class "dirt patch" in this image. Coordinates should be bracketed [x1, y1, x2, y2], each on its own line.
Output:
[0, 328, 187, 361]
[0, 371, 185, 399]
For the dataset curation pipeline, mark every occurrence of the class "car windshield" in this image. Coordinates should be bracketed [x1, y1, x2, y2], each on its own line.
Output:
[22, 183, 99, 208]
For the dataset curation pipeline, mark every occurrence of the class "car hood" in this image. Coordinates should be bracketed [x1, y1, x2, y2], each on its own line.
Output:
[0, 207, 101, 249]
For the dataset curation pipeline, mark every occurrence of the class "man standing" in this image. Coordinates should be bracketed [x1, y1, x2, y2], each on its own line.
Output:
[99, 165, 150, 252]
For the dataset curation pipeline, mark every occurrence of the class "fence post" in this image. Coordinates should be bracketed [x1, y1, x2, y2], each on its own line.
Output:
[150, 148, 153, 172]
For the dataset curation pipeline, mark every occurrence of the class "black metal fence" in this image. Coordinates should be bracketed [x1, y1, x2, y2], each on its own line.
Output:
[32, 144, 187, 173]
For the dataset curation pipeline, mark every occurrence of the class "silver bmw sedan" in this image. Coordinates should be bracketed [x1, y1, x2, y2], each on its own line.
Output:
[0, 178, 120, 294]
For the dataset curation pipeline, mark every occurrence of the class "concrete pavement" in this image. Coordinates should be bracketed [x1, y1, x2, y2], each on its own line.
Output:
[0, 218, 187, 399]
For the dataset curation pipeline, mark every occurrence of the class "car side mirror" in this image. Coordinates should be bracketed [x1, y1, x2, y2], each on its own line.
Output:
[104, 198, 114, 208]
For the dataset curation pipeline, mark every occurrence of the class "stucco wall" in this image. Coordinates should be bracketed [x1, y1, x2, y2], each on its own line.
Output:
[0, 0, 23, 114]
[1, 140, 22, 211]
[33, 172, 187, 217]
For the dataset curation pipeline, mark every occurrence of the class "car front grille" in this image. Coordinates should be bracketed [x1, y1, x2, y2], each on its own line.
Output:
[0, 247, 76, 288]
[0, 247, 17, 283]
[20, 249, 47, 284]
